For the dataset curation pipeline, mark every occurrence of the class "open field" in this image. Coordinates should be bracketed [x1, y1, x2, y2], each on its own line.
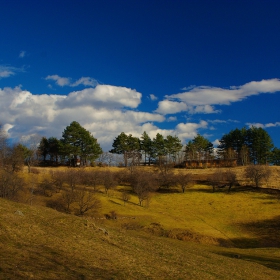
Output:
[1, 166, 280, 279]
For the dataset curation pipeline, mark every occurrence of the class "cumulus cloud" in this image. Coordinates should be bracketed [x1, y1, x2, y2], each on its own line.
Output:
[0, 85, 167, 150]
[45, 75, 98, 87]
[58, 85, 142, 109]
[0, 84, 213, 150]
[155, 100, 188, 114]
[156, 79, 280, 114]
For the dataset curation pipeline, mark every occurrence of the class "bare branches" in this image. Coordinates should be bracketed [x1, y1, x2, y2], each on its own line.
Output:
[244, 165, 271, 188]
[76, 188, 101, 215]
[130, 170, 157, 206]
[174, 172, 194, 193]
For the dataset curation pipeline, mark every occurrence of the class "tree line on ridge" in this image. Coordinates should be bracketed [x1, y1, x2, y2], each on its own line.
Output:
[1, 121, 280, 171]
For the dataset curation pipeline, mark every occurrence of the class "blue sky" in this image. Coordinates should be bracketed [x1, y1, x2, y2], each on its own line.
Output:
[1, 0, 280, 151]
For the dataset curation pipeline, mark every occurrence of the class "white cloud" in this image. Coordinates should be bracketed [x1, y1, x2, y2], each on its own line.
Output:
[174, 120, 209, 141]
[0, 65, 24, 78]
[0, 86, 166, 151]
[149, 94, 158, 100]
[19, 51, 26, 58]
[0, 70, 14, 78]
[207, 119, 227, 124]
[190, 105, 220, 114]
[70, 77, 98, 87]
[180, 85, 196, 91]
[167, 116, 177, 122]
[45, 75, 71, 86]
[212, 139, 221, 147]
[155, 100, 188, 114]
[45, 75, 98, 87]
[58, 85, 142, 109]
[168, 79, 280, 105]
[156, 79, 280, 114]
[246, 122, 280, 128]
[0, 85, 212, 151]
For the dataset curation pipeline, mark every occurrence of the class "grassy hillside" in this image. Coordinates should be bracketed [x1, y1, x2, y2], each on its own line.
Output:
[1, 166, 280, 279]
[1, 198, 280, 280]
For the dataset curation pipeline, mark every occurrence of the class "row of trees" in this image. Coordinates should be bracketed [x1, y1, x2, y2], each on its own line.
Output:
[218, 127, 275, 165]
[184, 134, 214, 161]
[0, 121, 103, 172]
[208, 164, 273, 192]
[110, 132, 183, 167]
[1, 121, 280, 170]
[38, 164, 278, 211]
[39, 121, 103, 166]
[109, 127, 280, 166]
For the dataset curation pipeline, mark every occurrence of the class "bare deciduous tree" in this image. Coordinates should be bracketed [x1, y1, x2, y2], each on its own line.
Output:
[244, 165, 271, 188]
[0, 169, 24, 200]
[76, 188, 101, 215]
[115, 169, 130, 186]
[130, 170, 157, 206]
[61, 189, 77, 213]
[81, 169, 103, 192]
[224, 169, 238, 192]
[20, 134, 41, 173]
[155, 171, 176, 190]
[102, 170, 118, 195]
[174, 172, 194, 193]
[38, 177, 56, 197]
[208, 169, 225, 192]
[59, 169, 81, 212]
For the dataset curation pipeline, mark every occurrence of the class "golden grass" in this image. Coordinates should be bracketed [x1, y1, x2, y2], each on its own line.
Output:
[1, 198, 280, 279]
[1, 165, 280, 279]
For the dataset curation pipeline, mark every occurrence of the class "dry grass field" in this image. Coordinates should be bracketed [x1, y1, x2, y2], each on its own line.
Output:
[1, 165, 280, 279]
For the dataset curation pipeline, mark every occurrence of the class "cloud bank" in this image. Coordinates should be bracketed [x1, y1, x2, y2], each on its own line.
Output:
[1, 78, 280, 151]
[0, 84, 213, 150]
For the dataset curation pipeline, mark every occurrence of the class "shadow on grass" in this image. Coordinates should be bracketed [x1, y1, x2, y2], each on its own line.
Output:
[7, 244, 121, 280]
[230, 215, 280, 249]
[157, 188, 181, 194]
[108, 199, 122, 205]
[184, 188, 213, 194]
[213, 250, 280, 271]
[213, 213, 280, 271]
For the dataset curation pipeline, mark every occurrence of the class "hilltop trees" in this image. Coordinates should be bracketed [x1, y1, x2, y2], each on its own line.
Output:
[110, 132, 141, 167]
[39, 137, 61, 165]
[1, 119, 279, 170]
[152, 133, 167, 166]
[218, 127, 274, 165]
[270, 147, 280, 165]
[110, 131, 183, 166]
[38, 122, 102, 166]
[140, 131, 153, 165]
[60, 121, 103, 166]
[247, 127, 274, 164]
[184, 134, 214, 162]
